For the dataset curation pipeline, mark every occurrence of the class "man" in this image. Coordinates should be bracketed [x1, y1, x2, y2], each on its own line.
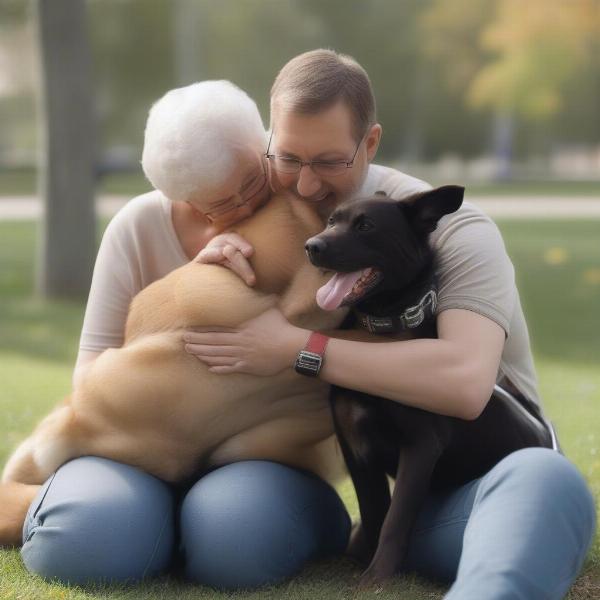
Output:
[189, 49, 596, 599]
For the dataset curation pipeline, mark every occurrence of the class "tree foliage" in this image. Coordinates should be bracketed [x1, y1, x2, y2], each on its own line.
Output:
[468, 0, 600, 119]
[1, 0, 599, 163]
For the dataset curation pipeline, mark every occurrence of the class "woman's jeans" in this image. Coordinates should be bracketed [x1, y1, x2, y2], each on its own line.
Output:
[22, 449, 596, 598]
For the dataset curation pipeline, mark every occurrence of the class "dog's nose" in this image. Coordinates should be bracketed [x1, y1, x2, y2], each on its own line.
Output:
[305, 237, 327, 261]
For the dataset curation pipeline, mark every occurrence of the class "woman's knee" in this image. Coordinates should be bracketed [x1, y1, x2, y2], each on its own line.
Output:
[21, 456, 175, 585]
[180, 460, 350, 589]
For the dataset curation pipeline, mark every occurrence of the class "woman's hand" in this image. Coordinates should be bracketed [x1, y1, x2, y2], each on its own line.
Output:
[183, 308, 308, 376]
[195, 233, 256, 286]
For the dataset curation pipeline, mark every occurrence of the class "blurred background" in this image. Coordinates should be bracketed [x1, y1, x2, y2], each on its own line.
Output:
[1, 0, 599, 190]
[0, 2, 599, 597]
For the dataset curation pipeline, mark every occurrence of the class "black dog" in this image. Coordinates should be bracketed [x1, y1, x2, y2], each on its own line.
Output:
[305, 186, 556, 587]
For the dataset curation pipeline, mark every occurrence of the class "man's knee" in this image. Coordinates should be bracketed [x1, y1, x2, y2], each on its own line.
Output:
[180, 460, 350, 589]
[480, 448, 596, 543]
[21, 456, 174, 585]
[491, 448, 593, 499]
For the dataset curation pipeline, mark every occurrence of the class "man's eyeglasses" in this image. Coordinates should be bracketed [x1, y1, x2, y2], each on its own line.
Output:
[265, 131, 363, 177]
[203, 163, 267, 220]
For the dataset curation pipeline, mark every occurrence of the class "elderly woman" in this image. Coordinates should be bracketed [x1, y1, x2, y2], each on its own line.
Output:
[20, 81, 350, 589]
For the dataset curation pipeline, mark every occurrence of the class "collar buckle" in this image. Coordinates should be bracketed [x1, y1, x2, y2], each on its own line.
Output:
[401, 289, 438, 329]
[401, 304, 426, 329]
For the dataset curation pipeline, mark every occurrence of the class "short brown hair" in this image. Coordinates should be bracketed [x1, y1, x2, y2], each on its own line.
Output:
[270, 49, 376, 142]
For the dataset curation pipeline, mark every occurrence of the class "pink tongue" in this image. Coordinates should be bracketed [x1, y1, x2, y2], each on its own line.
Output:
[316, 270, 365, 311]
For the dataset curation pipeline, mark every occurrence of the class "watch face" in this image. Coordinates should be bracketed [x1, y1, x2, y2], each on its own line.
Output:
[295, 350, 322, 376]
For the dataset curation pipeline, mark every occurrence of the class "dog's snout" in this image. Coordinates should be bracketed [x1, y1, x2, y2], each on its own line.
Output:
[305, 237, 327, 261]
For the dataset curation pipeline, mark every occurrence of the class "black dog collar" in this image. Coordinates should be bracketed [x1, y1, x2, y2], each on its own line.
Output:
[356, 288, 438, 334]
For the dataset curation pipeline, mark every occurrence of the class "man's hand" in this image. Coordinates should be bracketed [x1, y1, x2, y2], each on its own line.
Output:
[195, 233, 256, 286]
[183, 308, 307, 376]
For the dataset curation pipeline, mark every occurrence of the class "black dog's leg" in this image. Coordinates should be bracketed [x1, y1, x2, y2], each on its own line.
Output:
[359, 430, 442, 588]
[345, 455, 390, 566]
[330, 390, 391, 565]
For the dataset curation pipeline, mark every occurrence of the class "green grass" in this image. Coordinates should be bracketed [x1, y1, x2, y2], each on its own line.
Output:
[0, 169, 153, 198]
[0, 218, 599, 599]
[0, 169, 38, 196]
[445, 180, 600, 197]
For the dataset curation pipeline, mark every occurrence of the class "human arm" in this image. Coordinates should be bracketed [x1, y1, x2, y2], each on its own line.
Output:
[74, 194, 172, 387]
[72, 349, 102, 388]
[317, 308, 504, 419]
[73, 221, 134, 388]
[185, 202, 516, 420]
[183, 307, 504, 420]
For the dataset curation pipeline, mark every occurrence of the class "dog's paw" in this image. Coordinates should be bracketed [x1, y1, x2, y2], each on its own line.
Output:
[356, 566, 391, 592]
[345, 523, 375, 566]
[356, 549, 404, 591]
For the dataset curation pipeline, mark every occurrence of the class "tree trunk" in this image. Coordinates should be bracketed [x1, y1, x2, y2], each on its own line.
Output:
[34, 0, 96, 299]
[491, 110, 514, 181]
[173, 0, 202, 86]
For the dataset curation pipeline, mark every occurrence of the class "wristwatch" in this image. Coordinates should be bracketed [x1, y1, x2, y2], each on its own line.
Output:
[294, 332, 329, 377]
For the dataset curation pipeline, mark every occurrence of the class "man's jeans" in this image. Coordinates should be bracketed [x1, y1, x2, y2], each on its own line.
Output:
[22, 449, 595, 598]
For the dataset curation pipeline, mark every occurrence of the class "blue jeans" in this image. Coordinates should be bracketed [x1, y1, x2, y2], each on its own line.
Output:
[22, 449, 595, 597]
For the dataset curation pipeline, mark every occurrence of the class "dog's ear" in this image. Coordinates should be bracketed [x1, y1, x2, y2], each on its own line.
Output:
[401, 185, 464, 234]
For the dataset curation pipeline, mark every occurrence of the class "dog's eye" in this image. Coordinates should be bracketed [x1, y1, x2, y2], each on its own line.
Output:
[354, 218, 374, 232]
[327, 215, 335, 227]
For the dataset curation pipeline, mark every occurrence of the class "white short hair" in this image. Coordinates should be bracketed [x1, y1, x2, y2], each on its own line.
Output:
[142, 80, 267, 202]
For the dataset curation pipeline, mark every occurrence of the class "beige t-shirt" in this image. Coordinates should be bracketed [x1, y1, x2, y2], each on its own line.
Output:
[80, 164, 540, 406]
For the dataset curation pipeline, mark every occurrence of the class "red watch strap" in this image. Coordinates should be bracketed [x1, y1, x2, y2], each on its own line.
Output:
[305, 332, 329, 355]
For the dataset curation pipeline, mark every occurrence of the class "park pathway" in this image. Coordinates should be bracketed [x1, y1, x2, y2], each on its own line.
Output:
[1, 194, 600, 220]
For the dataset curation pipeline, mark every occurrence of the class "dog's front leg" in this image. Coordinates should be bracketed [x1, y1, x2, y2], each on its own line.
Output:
[359, 431, 442, 588]
[331, 390, 391, 565]
[344, 450, 391, 566]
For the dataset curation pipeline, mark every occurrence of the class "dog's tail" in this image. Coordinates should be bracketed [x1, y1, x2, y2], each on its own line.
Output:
[3, 403, 85, 484]
[0, 481, 41, 546]
[0, 399, 90, 546]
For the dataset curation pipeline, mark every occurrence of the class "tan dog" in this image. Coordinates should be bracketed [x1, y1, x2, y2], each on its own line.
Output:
[0, 193, 349, 546]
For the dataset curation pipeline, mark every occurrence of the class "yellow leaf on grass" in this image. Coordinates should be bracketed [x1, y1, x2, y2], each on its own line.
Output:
[543, 247, 568, 265]
[582, 268, 600, 285]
